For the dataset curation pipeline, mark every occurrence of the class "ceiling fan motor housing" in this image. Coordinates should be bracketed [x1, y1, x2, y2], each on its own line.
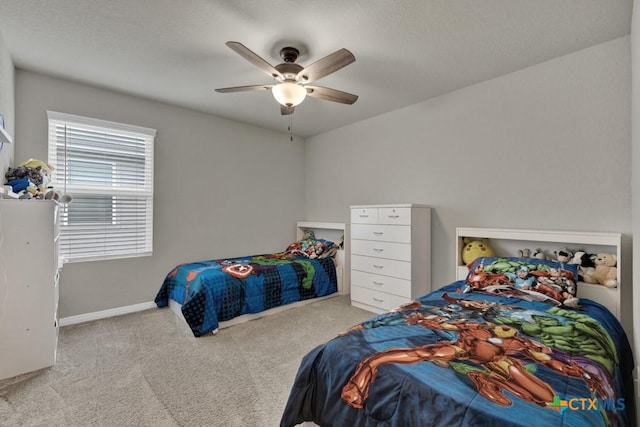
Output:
[275, 63, 304, 80]
[280, 47, 300, 63]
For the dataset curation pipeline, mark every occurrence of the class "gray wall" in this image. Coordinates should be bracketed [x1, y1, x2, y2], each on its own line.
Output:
[14, 71, 306, 317]
[5, 35, 635, 339]
[305, 37, 633, 334]
[0, 30, 14, 176]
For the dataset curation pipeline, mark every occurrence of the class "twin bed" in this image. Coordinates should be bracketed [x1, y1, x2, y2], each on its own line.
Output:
[154, 221, 348, 336]
[280, 227, 634, 427]
[154, 224, 634, 426]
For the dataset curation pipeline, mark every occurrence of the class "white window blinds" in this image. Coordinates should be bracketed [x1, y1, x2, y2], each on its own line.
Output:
[47, 111, 155, 263]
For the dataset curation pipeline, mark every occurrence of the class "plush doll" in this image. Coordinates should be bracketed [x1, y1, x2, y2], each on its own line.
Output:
[461, 238, 495, 265]
[570, 250, 596, 282]
[581, 253, 618, 288]
[553, 248, 574, 263]
[570, 250, 595, 268]
[518, 248, 531, 258]
[532, 248, 548, 260]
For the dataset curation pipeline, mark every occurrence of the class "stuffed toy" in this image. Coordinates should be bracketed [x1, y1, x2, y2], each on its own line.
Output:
[570, 250, 595, 268]
[532, 248, 548, 260]
[553, 248, 574, 263]
[581, 253, 618, 288]
[517, 248, 531, 258]
[570, 250, 596, 282]
[461, 238, 495, 265]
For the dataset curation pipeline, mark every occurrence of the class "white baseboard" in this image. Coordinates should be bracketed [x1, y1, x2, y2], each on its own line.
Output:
[59, 301, 156, 327]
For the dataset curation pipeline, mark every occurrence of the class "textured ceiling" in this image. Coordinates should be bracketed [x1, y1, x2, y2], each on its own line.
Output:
[0, 0, 633, 137]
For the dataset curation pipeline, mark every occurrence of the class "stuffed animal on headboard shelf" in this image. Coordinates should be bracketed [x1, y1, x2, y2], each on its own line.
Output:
[553, 248, 574, 263]
[461, 238, 495, 265]
[581, 253, 618, 288]
[568, 250, 594, 280]
[570, 250, 595, 269]
[517, 248, 531, 258]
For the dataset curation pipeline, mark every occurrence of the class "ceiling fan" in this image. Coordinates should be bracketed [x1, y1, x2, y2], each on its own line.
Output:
[215, 41, 358, 115]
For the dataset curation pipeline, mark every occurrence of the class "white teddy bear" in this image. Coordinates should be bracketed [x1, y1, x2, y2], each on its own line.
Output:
[581, 253, 618, 288]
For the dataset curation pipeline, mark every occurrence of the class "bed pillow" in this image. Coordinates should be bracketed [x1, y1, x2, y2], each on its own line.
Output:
[285, 238, 338, 259]
[463, 256, 580, 308]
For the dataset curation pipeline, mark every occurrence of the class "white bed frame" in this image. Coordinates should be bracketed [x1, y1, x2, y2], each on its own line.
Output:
[455, 227, 623, 322]
[169, 221, 349, 334]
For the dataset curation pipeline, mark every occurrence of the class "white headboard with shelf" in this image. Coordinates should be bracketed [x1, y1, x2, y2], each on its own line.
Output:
[455, 227, 622, 320]
[297, 221, 350, 295]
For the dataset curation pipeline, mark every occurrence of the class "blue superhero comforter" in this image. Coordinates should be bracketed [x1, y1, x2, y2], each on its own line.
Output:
[155, 253, 338, 337]
[280, 282, 634, 427]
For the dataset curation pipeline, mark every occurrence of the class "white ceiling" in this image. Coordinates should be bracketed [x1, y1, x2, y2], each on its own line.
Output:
[0, 1, 633, 138]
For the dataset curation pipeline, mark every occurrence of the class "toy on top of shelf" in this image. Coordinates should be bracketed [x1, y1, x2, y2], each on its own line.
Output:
[532, 248, 549, 260]
[4, 159, 54, 199]
[553, 248, 574, 263]
[517, 248, 531, 258]
[569, 250, 596, 282]
[581, 253, 618, 288]
[569, 250, 592, 267]
[461, 238, 495, 265]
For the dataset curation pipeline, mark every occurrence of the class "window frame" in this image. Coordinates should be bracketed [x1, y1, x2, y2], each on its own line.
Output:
[47, 111, 156, 263]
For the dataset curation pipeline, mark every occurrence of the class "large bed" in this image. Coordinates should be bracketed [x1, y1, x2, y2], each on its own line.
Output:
[280, 228, 635, 427]
[155, 221, 349, 336]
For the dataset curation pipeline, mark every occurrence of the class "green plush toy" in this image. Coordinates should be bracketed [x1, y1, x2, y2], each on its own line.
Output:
[461, 238, 495, 265]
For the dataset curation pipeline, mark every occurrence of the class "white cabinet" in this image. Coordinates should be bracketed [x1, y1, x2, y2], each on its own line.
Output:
[0, 200, 59, 380]
[350, 204, 431, 313]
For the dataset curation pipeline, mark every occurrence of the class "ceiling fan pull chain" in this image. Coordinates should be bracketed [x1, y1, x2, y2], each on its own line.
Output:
[289, 115, 293, 142]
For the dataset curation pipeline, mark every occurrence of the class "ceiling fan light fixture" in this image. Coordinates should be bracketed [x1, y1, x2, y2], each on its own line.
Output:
[272, 81, 306, 107]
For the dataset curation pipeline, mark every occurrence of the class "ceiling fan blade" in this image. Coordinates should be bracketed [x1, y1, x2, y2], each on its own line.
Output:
[296, 48, 355, 84]
[215, 84, 273, 93]
[281, 105, 295, 115]
[225, 41, 283, 80]
[305, 86, 358, 105]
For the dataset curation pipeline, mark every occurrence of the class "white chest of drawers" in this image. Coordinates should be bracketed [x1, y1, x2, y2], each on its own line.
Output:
[0, 200, 60, 380]
[350, 204, 431, 313]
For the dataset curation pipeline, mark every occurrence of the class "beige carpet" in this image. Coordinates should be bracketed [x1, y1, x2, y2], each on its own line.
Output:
[0, 295, 372, 427]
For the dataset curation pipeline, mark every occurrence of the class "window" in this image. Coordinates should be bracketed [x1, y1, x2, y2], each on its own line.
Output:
[47, 111, 155, 263]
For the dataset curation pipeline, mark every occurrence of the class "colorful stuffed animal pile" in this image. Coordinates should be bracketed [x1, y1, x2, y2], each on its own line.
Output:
[4, 159, 54, 199]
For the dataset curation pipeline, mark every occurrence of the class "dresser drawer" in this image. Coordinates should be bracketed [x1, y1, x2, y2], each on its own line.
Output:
[351, 285, 411, 311]
[351, 254, 411, 280]
[351, 239, 411, 261]
[351, 208, 378, 224]
[351, 224, 411, 243]
[351, 270, 412, 298]
[378, 207, 411, 225]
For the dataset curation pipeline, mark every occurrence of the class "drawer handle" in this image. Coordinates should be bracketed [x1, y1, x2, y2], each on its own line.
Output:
[387, 215, 400, 218]
[373, 264, 384, 269]
[372, 231, 384, 236]
[373, 297, 384, 303]
[359, 214, 369, 218]
[372, 281, 384, 286]
[373, 248, 384, 252]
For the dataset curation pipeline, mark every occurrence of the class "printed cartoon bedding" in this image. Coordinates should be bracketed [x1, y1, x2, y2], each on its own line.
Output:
[155, 253, 338, 337]
[280, 282, 634, 427]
